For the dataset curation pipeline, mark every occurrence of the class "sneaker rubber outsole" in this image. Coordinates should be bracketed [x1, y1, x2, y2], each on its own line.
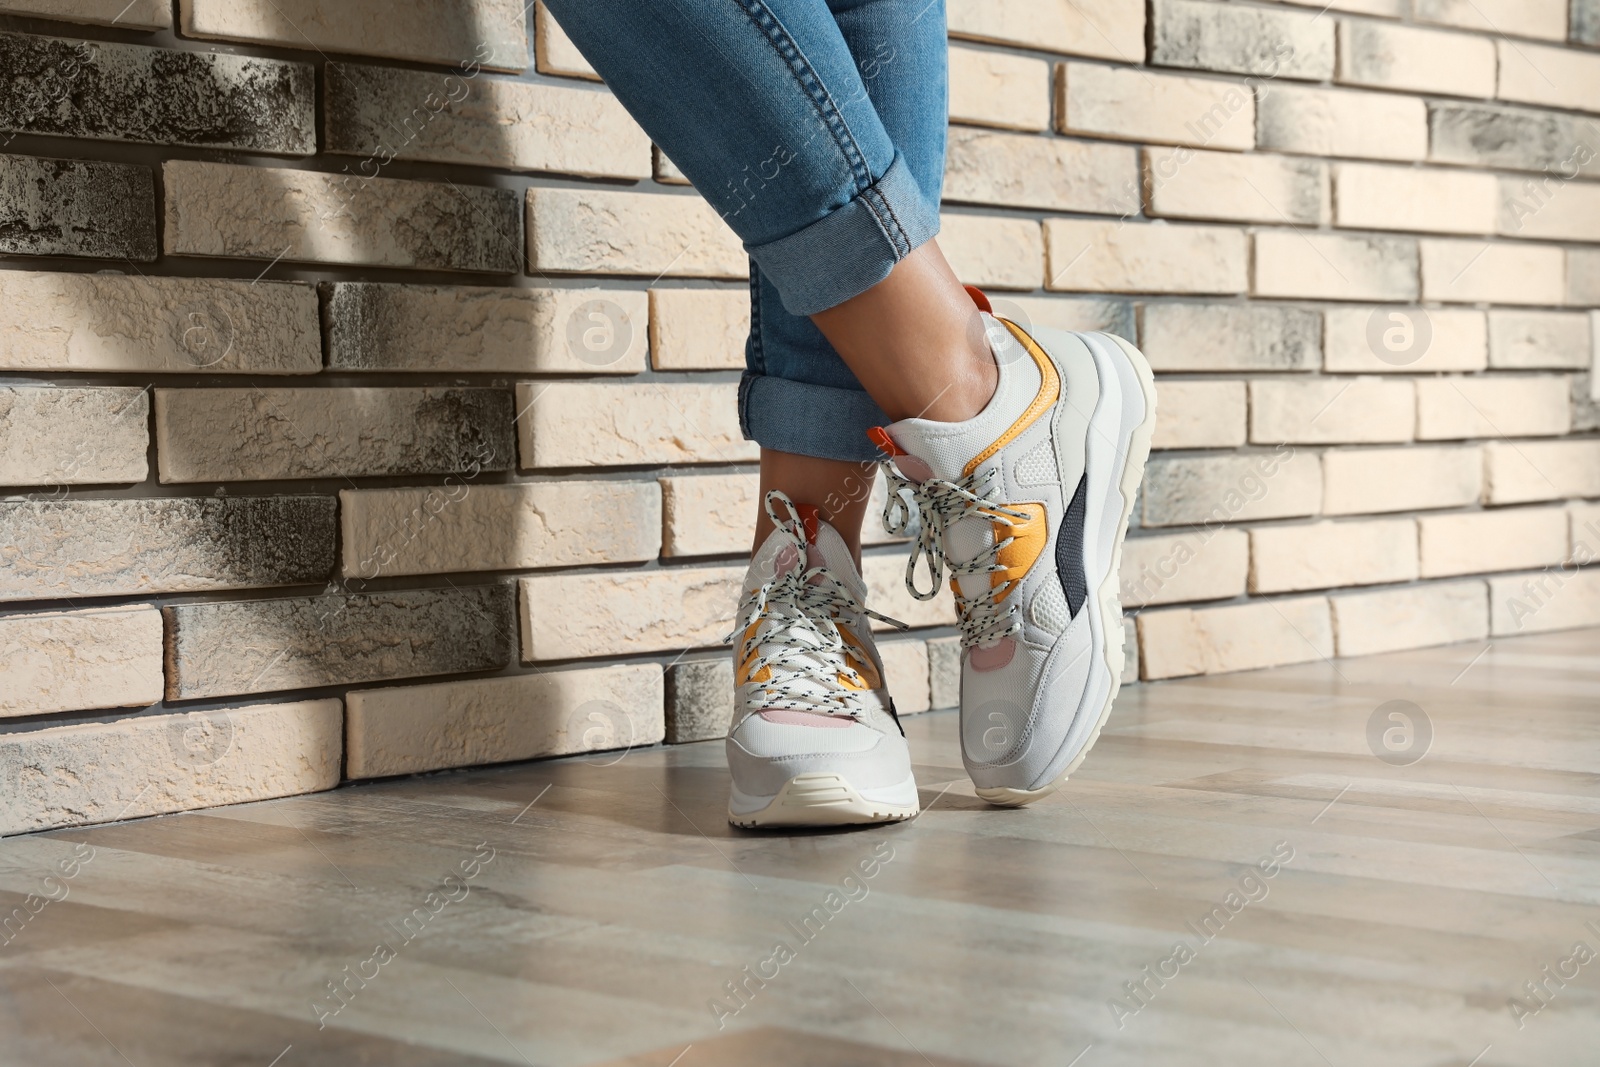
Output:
[728, 773, 920, 829]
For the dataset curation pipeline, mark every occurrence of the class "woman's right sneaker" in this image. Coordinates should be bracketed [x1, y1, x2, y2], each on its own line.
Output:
[725, 492, 919, 829]
[873, 293, 1157, 808]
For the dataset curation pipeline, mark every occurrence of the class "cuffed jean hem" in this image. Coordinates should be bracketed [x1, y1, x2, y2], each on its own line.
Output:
[739, 371, 891, 463]
[745, 152, 939, 317]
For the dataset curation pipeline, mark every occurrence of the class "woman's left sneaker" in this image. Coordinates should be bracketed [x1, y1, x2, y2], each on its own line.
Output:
[725, 492, 920, 829]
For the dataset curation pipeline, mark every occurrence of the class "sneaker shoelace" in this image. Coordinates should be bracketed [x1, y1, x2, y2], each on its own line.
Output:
[881, 461, 1029, 650]
[725, 491, 906, 717]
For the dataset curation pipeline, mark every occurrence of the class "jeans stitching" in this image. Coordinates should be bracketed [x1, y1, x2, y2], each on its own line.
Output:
[730, 0, 875, 193]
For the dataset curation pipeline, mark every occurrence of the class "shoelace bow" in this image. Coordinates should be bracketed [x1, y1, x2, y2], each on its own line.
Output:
[881, 460, 1029, 649]
[724, 491, 906, 716]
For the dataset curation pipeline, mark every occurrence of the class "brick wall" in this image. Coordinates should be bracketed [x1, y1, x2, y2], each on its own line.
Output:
[1, 0, 1597, 834]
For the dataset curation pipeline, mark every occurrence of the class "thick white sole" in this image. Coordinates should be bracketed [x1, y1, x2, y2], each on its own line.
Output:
[974, 331, 1158, 808]
[728, 773, 920, 829]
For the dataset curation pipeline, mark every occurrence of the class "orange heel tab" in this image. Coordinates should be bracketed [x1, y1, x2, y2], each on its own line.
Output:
[964, 285, 992, 313]
[867, 426, 907, 457]
[794, 503, 822, 542]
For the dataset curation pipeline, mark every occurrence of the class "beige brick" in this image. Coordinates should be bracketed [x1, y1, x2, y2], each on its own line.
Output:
[649, 288, 747, 370]
[1250, 378, 1415, 445]
[521, 565, 742, 660]
[0, 0, 169, 28]
[654, 148, 689, 186]
[1421, 240, 1565, 306]
[862, 553, 959, 631]
[948, 0, 1144, 63]
[1337, 21, 1495, 98]
[529, 188, 745, 280]
[0, 606, 162, 717]
[180, 0, 527, 71]
[1256, 83, 1427, 162]
[1150, 381, 1247, 449]
[950, 46, 1050, 132]
[928, 635, 960, 709]
[346, 664, 662, 779]
[154, 387, 514, 482]
[1057, 63, 1254, 150]
[340, 481, 660, 579]
[1151, 0, 1333, 80]
[1415, 376, 1571, 440]
[941, 213, 1045, 291]
[534, 1, 597, 80]
[1334, 163, 1498, 235]
[999, 295, 1135, 339]
[1330, 580, 1489, 658]
[1253, 231, 1418, 301]
[325, 284, 648, 375]
[1138, 595, 1332, 680]
[659, 472, 900, 557]
[946, 127, 1136, 214]
[1490, 568, 1600, 635]
[325, 64, 649, 180]
[1140, 304, 1320, 371]
[1500, 175, 1600, 242]
[1419, 507, 1570, 578]
[1485, 440, 1600, 503]
[516, 381, 755, 469]
[1250, 518, 1418, 593]
[1498, 41, 1600, 113]
[1146, 149, 1326, 225]
[1488, 311, 1592, 370]
[1323, 307, 1488, 373]
[1413, 0, 1567, 40]
[1046, 219, 1248, 294]
[878, 639, 931, 715]
[1323, 446, 1483, 515]
[164, 161, 520, 273]
[1119, 527, 1249, 607]
[0, 497, 334, 602]
[0, 272, 319, 374]
[2, 699, 340, 836]
[1141, 449, 1322, 527]
[661, 474, 758, 558]
[0, 386, 147, 486]
[1570, 249, 1600, 307]
[1572, 502, 1600, 551]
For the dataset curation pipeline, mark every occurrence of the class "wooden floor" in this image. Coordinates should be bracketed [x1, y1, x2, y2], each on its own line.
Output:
[3, 628, 1598, 1066]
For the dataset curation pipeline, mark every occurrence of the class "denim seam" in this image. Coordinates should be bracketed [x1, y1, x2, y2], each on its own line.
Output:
[730, 0, 877, 197]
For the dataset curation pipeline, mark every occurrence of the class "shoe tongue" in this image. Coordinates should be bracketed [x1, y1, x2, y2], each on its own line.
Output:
[876, 313, 1037, 482]
[744, 507, 864, 595]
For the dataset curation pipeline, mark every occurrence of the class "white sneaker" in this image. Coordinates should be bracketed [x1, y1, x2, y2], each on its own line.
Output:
[725, 492, 920, 828]
[873, 294, 1156, 806]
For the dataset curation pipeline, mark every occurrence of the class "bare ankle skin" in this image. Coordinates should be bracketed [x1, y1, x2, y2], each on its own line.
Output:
[809, 240, 998, 424]
[751, 449, 877, 563]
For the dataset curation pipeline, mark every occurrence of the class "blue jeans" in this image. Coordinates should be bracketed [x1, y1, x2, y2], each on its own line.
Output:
[542, 0, 948, 462]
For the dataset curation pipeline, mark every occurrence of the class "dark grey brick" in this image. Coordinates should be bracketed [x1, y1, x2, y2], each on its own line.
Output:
[664, 657, 732, 743]
[1150, 0, 1333, 81]
[1575, 0, 1600, 47]
[153, 387, 516, 482]
[1430, 103, 1600, 176]
[0, 496, 336, 601]
[0, 153, 154, 260]
[163, 583, 516, 699]
[0, 32, 314, 153]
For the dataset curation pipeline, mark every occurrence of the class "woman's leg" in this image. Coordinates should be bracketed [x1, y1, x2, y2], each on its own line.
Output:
[541, 0, 988, 552]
